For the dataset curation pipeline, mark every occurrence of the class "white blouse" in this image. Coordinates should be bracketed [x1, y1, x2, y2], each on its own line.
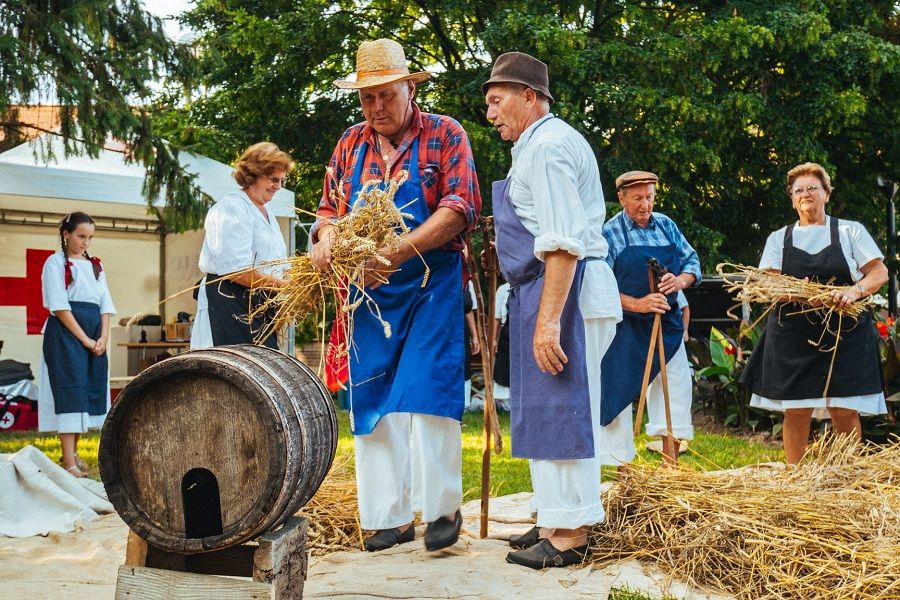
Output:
[41, 251, 116, 316]
[759, 216, 883, 281]
[199, 190, 287, 277]
[507, 115, 622, 321]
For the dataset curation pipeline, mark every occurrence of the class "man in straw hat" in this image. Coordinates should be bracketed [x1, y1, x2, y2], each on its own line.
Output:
[483, 51, 622, 569]
[311, 38, 481, 553]
[598, 171, 700, 466]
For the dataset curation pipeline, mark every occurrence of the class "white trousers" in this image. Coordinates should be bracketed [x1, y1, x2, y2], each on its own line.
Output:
[528, 316, 617, 529]
[595, 341, 694, 466]
[354, 412, 462, 530]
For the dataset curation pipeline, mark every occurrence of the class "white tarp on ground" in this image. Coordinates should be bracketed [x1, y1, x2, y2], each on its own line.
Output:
[0, 445, 112, 538]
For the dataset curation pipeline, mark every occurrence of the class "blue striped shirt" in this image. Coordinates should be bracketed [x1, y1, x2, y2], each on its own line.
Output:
[602, 211, 702, 283]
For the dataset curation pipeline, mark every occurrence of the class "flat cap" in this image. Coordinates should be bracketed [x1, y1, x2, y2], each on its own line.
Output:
[615, 170, 659, 191]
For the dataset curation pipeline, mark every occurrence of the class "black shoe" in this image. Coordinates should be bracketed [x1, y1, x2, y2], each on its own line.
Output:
[505, 538, 590, 569]
[363, 525, 414, 552]
[423, 510, 462, 551]
[508, 526, 541, 550]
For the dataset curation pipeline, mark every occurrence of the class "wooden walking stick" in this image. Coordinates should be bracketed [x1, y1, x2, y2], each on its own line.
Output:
[464, 219, 502, 539]
[632, 260, 678, 464]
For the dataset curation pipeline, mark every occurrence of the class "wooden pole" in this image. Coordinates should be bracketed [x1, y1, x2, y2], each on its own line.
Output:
[464, 219, 502, 540]
[633, 314, 660, 437]
[655, 322, 677, 465]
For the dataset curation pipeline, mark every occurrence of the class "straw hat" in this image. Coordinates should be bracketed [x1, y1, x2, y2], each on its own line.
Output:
[334, 39, 431, 90]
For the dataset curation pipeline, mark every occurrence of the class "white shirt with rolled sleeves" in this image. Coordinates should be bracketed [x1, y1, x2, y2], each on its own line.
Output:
[505, 114, 621, 530]
[191, 190, 287, 349]
[507, 114, 622, 321]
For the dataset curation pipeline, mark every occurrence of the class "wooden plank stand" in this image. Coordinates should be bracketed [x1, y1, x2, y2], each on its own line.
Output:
[115, 516, 308, 599]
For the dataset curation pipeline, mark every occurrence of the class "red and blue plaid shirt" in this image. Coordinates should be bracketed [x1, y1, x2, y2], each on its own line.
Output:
[315, 103, 482, 252]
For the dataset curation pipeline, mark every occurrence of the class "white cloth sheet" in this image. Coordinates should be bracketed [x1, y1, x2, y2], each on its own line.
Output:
[0, 445, 113, 537]
[354, 412, 462, 529]
[754, 215, 886, 416]
[38, 253, 115, 433]
[191, 190, 287, 349]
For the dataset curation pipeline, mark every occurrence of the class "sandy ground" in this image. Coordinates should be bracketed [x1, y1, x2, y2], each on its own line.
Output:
[0, 493, 733, 600]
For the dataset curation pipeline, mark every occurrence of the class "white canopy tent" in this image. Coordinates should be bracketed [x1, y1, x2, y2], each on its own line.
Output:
[0, 134, 296, 380]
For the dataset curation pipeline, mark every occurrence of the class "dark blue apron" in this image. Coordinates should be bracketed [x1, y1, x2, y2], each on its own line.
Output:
[347, 135, 464, 435]
[740, 217, 882, 399]
[599, 215, 684, 426]
[201, 275, 278, 349]
[492, 119, 594, 460]
[43, 301, 108, 415]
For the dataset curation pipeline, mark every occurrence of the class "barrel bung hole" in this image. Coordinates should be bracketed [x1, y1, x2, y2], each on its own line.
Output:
[181, 468, 224, 538]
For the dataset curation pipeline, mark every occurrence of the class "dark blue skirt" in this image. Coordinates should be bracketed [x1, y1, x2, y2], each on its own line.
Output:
[43, 301, 108, 415]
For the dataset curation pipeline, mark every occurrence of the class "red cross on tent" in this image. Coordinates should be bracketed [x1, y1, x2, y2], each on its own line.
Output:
[0, 248, 53, 335]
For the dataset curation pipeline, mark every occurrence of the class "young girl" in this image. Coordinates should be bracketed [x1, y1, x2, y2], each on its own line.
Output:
[38, 212, 116, 477]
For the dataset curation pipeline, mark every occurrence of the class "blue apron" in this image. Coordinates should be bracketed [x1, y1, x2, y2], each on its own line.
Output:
[599, 216, 683, 426]
[43, 301, 108, 415]
[347, 135, 464, 435]
[492, 119, 594, 460]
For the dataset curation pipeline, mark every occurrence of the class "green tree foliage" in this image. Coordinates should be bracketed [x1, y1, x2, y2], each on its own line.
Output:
[0, 0, 207, 231]
[159, 1, 898, 267]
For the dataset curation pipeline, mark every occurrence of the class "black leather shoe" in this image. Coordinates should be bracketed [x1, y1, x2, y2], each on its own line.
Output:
[424, 510, 462, 551]
[505, 539, 590, 569]
[363, 525, 414, 552]
[508, 525, 540, 550]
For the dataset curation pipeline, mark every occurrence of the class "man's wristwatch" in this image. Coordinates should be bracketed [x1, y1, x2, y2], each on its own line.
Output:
[855, 283, 866, 296]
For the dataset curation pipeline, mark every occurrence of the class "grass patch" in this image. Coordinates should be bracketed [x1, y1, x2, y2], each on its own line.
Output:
[1, 406, 782, 495]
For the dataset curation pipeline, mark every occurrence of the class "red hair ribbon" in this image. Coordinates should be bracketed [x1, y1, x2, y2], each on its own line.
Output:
[90, 256, 103, 273]
[64, 260, 74, 288]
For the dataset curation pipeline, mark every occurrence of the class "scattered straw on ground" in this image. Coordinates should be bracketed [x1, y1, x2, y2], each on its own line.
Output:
[298, 456, 362, 555]
[592, 435, 900, 600]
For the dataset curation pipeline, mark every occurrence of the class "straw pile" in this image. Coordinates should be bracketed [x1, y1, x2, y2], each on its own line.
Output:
[298, 456, 363, 555]
[248, 170, 421, 352]
[592, 436, 900, 599]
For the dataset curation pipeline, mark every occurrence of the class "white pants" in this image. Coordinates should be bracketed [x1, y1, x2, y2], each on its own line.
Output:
[596, 341, 694, 466]
[528, 316, 617, 529]
[354, 412, 462, 530]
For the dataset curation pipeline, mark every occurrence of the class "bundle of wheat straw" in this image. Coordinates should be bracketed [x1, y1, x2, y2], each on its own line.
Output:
[297, 457, 363, 555]
[246, 171, 424, 361]
[716, 262, 873, 320]
[591, 436, 900, 600]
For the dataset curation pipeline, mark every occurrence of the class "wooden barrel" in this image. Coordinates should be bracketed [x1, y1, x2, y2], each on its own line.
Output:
[99, 344, 337, 554]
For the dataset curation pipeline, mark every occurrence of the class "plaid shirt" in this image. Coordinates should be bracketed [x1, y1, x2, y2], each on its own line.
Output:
[314, 103, 481, 252]
[602, 210, 702, 283]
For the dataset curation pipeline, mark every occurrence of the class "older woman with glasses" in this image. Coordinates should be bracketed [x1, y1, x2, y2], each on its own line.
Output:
[191, 142, 292, 349]
[740, 162, 888, 464]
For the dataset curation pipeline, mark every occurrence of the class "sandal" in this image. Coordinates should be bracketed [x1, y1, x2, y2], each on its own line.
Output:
[74, 454, 89, 472]
[64, 464, 86, 478]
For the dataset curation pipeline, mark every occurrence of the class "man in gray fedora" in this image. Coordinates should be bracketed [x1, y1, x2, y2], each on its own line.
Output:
[483, 51, 622, 569]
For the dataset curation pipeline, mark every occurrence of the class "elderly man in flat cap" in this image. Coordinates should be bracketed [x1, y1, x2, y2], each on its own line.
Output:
[598, 171, 700, 466]
[311, 39, 481, 553]
[483, 51, 622, 569]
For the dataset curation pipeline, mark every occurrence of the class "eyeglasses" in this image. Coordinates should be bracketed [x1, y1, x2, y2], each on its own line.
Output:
[791, 185, 821, 196]
[266, 176, 287, 187]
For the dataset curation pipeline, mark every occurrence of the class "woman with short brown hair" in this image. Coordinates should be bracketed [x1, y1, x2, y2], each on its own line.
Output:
[741, 162, 888, 464]
[190, 142, 294, 349]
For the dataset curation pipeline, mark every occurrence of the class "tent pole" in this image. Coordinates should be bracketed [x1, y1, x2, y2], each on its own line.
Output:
[156, 209, 167, 325]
